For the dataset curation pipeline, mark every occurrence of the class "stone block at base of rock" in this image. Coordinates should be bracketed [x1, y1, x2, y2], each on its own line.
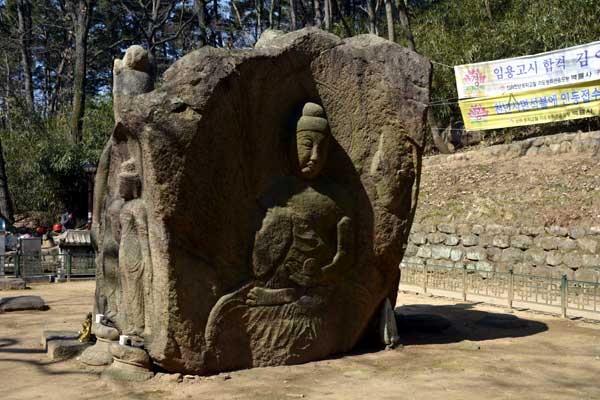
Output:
[0, 277, 26, 290]
[0, 295, 48, 312]
[41, 330, 79, 347]
[47, 338, 93, 361]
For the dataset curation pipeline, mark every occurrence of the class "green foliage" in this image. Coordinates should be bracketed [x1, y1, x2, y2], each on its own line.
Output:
[411, 0, 600, 141]
[1, 98, 112, 223]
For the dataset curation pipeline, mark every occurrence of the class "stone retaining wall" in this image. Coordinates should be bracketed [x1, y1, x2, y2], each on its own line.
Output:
[425, 130, 600, 167]
[403, 223, 600, 281]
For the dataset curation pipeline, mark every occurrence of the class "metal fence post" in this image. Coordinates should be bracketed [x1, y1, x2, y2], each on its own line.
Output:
[560, 273, 568, 318]
[15, 253, 20, 277]
[66, 253, 72, 282]
[508, 267, 514, 310]
[462, 264, 467, 302]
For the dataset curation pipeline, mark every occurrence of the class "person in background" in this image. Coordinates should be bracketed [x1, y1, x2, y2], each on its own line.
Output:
[61, 209, 77, 231]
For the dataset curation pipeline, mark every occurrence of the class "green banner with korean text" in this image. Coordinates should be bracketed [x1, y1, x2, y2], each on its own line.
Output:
[459, 80, 600, 131]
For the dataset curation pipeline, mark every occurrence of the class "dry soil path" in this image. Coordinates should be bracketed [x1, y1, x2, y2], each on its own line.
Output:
[1, 281, 599, 400]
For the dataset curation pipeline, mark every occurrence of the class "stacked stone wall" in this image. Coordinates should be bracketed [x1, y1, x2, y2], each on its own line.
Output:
[425, 130, 600, 167]
[403, 223, 600, 281]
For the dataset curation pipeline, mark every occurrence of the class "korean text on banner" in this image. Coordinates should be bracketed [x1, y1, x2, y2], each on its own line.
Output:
[454, 41, 600, 99]
[459, 80, 600, 131]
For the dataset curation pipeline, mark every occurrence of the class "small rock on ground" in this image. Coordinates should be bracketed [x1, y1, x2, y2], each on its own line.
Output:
[0, 295, 48, 312]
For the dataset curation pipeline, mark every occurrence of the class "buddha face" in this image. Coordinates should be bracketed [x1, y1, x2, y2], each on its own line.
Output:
[118, 174, 141, 201]
[296, 130, 329, 180]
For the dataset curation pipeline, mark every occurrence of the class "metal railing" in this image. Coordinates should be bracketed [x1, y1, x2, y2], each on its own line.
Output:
[399, 261, 600, 319]
[0, 253, 96, 280]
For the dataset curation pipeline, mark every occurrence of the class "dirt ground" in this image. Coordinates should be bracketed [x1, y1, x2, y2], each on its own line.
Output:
[417, 152, 600, 228]
[1, 280, 599, 400]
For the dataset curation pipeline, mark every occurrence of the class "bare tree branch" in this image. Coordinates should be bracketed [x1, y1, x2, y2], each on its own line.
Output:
[231, 0, 255, 47]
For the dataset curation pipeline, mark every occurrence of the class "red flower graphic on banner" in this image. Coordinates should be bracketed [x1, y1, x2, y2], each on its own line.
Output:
[468, 104, 489, 122]
[463, 68, 486, 87]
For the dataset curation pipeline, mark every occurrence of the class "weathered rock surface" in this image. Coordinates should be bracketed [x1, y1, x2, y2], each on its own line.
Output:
[0, 277, 26, 290]
[0, 296, 48, 312]
[92, 29, 430, 374]
[42, 331, 93, 361]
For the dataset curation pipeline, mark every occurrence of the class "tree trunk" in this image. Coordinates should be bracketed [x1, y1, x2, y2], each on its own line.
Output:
[323, 0, 331, 30]
[396, 0, 414, 50]
[195, 0, 209, 46]
[269, 0, 278, 28]
[289, 0, 297, 30]
[147, 0, 159, 79]
[366, 0, 376, 34]
[0, 138, 14, 224]
[484, 0, 493, 21]
[3, 55, 11, 131]
[69, 0, 94, 143]
[16, 0, 34, 111]
[231, 0, 254, 46]
[297, 0, 309, 27]
[428, 109, 452, 154]
[277, 0, 282, 28]
[49, 31, 73, 116]
[255, 0, 263, 38]
[213, 0, 223, 46]
[331, 0, 352, 36]
[384, 0, 394, 42]
[314, 0, 322, 28]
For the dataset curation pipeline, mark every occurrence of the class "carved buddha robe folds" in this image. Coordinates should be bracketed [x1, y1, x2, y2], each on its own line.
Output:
[92, 29, 431, 374]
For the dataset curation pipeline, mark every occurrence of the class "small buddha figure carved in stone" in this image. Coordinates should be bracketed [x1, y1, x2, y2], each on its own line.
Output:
[117, 159, 153, 339]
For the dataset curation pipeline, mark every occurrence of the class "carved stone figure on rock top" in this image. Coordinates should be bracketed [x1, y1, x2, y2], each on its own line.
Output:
[204, 102, 355, 371]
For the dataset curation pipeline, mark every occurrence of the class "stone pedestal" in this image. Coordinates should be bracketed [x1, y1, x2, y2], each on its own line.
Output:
[102, 343, 154, 381]
[79, 337, 115, 366]
[79, 322, 120, 366]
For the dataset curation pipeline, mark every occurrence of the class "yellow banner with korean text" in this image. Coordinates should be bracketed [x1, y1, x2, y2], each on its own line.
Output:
[459, 80, 600, 131]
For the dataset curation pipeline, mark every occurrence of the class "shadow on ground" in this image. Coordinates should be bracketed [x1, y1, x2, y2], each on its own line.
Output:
[0, 336, 100, 378]
[395, 302, 548, 346]
[0, 337, 45, 354]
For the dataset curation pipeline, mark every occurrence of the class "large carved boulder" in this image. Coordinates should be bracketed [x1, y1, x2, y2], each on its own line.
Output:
[92, 28, 431, 375]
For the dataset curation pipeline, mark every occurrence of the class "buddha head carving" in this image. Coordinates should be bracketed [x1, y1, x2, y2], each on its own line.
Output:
[118, 159, 141, 201]
[295, 102, 330, 180]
